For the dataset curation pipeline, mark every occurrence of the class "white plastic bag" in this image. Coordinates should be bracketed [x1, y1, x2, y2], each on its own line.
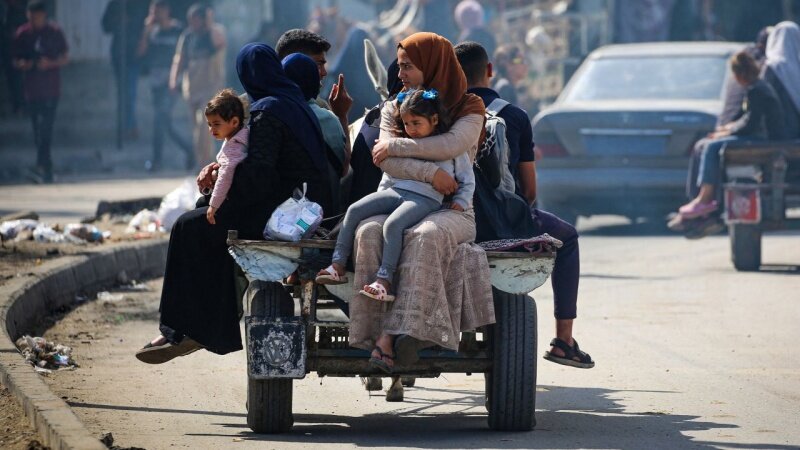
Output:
[126, 209, 163, 234]
[157, 178, 197, 231]
[263, 183, 323, 242]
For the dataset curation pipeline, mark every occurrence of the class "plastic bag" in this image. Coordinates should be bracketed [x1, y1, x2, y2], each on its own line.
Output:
[126, 209, 162, 234]
[64, 223, 106, 243]
[0, 219, 39, 240]
[157, 178, 197, 231]
[263, 183, 324, 242]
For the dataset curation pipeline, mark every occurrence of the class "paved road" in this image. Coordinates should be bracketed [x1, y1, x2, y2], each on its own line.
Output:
[39, 219, 800, 449]
[0, 176, 187, 224]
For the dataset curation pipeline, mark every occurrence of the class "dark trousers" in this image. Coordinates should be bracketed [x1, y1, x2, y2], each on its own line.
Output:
[28, 99, 58, 178]
[113, 62, 140, 132]
[531, 208, 579, 320]
[151, 85, 193, 167]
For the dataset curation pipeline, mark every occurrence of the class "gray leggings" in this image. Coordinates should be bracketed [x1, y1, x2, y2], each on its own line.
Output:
[332, 188, 440, 281]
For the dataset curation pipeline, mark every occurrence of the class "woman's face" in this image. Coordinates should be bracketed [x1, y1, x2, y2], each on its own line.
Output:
[397, 48, 425, 90]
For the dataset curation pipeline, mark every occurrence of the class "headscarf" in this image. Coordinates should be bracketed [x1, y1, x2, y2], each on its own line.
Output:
[281, 52, 320, 101]
[454, 0, 485, 31]
[765, 21, 800, 113]
[282, 52, 347, 168]
[398, 32, 485, 123]
[236, 43, 327, 173]
[386, 59, 403, 98]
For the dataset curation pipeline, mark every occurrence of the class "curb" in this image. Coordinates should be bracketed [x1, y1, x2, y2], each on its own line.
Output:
[0, 238, 168, 450]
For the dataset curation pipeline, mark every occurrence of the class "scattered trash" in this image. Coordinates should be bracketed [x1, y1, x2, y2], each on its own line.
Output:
[97, 291, 124, 302]
[118, 281, 150, 292]
[100, 431, 147, 450]
[0, 219, 39, 241]
[125, 209, 163, 234]
[64, 223, 107, 243]
[157, 178, 197, 231]
[16, 335, 78, 372]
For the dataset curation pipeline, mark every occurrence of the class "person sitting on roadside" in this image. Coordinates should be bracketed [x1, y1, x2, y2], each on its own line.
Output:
[135, 43, 332, 363]
[455, 41, 594, 369]
[317, 89, 475, 318]
[677, 50, 786, 220]
[202, 89, 248, 225]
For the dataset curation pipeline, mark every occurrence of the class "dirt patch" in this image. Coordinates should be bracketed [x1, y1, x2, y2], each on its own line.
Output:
[0, 384, 49, 450]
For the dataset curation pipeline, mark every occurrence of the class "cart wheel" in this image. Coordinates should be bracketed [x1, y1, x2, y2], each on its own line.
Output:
[486, 288, 537, 431]
[730, 224, 761, 271]
[246, 281, 294, 433]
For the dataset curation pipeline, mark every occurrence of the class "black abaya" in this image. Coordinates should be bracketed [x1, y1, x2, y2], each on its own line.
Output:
[158, 112, 331, 354]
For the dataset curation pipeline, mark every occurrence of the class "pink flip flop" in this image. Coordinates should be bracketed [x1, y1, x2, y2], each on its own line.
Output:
[359, 281, 395, 302]
[678, 200, 718, 219]
[315, 265, 348, 285]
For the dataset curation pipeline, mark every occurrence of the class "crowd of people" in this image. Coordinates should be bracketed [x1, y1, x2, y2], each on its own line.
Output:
[132, 24, 595, 372]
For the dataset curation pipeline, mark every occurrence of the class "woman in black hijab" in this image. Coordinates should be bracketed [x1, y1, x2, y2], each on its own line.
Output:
[136, 43, 331, 363]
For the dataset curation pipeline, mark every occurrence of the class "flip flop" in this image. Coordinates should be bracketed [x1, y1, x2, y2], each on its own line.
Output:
[543, 338, 595, 369]
[135, 337, 203, 364]
[369, 346, 395, 374]
[360, 280, 395, 302]
[315, 264, 348, 285]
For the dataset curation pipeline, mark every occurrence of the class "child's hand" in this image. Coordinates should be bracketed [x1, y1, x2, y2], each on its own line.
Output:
[450, 203, 464, 212]
[206, 206, 216, 225]
[372, 139, 390, 165]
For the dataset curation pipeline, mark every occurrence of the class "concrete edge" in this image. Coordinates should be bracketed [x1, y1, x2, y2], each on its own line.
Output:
[0, 238, 168, 450]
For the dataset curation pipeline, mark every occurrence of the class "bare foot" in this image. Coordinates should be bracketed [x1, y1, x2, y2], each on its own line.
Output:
[150, 335, 167, 346]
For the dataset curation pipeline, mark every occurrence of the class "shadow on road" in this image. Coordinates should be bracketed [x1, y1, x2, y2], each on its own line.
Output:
[178, 384, 792, 449]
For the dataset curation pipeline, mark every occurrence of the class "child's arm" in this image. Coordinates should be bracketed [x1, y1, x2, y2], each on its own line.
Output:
[208, 140, 247, 211]
[377, 101, 484, 161]
[450, 153, 476, 211]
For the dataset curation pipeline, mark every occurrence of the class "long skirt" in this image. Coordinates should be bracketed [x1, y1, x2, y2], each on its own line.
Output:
[159, 204, 243, 355]
[348, 208, 495, 351]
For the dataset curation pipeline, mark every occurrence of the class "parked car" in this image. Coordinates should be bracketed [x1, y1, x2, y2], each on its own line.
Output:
[532, 42, 744, 223]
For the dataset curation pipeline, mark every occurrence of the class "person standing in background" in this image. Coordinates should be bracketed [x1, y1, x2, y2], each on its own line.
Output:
[170, 3, 226, 169]
[454, 0, 496, 57]
[138, 0, 193, 172]
[11, 0, 67, 184]
[102, 0, 149, 142]
[1, 0, 28, 114]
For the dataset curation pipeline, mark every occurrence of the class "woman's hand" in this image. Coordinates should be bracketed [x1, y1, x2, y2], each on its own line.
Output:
[197, 162, 220, 191]
[372, 139, 390, 165]
[206, 206, 216, 225]
[431, 169, 458, 195]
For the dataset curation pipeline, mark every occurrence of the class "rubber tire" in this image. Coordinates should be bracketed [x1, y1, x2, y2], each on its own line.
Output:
[247, 281, 295, 433]
[486, 288, 537, 431]
[730, 224, 762, 272]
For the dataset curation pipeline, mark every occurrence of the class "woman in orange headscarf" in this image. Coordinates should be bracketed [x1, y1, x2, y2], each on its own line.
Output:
[348, 32, 494, 371]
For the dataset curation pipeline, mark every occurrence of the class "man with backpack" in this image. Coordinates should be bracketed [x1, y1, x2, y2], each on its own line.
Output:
[455, 42, 595, 369]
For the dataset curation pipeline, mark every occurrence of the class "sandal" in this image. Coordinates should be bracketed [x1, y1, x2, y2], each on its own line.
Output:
[315, 264, 348, 285]
[135, 336, 203, 364]
[369, 346, 395, 374]
[359, 280, 395, 302]
[543, 338, 595, 369]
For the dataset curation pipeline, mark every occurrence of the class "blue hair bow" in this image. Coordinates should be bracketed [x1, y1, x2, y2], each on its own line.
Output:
[397, 88, 438, 104]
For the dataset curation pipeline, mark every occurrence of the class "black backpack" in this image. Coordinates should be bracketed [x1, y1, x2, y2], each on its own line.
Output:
[472, 162, 538, 243]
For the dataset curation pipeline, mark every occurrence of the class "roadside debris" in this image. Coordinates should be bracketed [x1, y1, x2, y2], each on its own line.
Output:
[16, 335, 78, 374]
[157, 178, 197, 231]
[1, 220, 109, 244]
[125, 209, 163, 234]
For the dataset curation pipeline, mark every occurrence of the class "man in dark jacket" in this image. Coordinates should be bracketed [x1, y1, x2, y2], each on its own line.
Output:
[12, 0, 68, 183]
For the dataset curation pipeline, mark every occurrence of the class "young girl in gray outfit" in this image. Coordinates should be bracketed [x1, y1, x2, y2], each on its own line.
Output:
[316, 89, 475, 301]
